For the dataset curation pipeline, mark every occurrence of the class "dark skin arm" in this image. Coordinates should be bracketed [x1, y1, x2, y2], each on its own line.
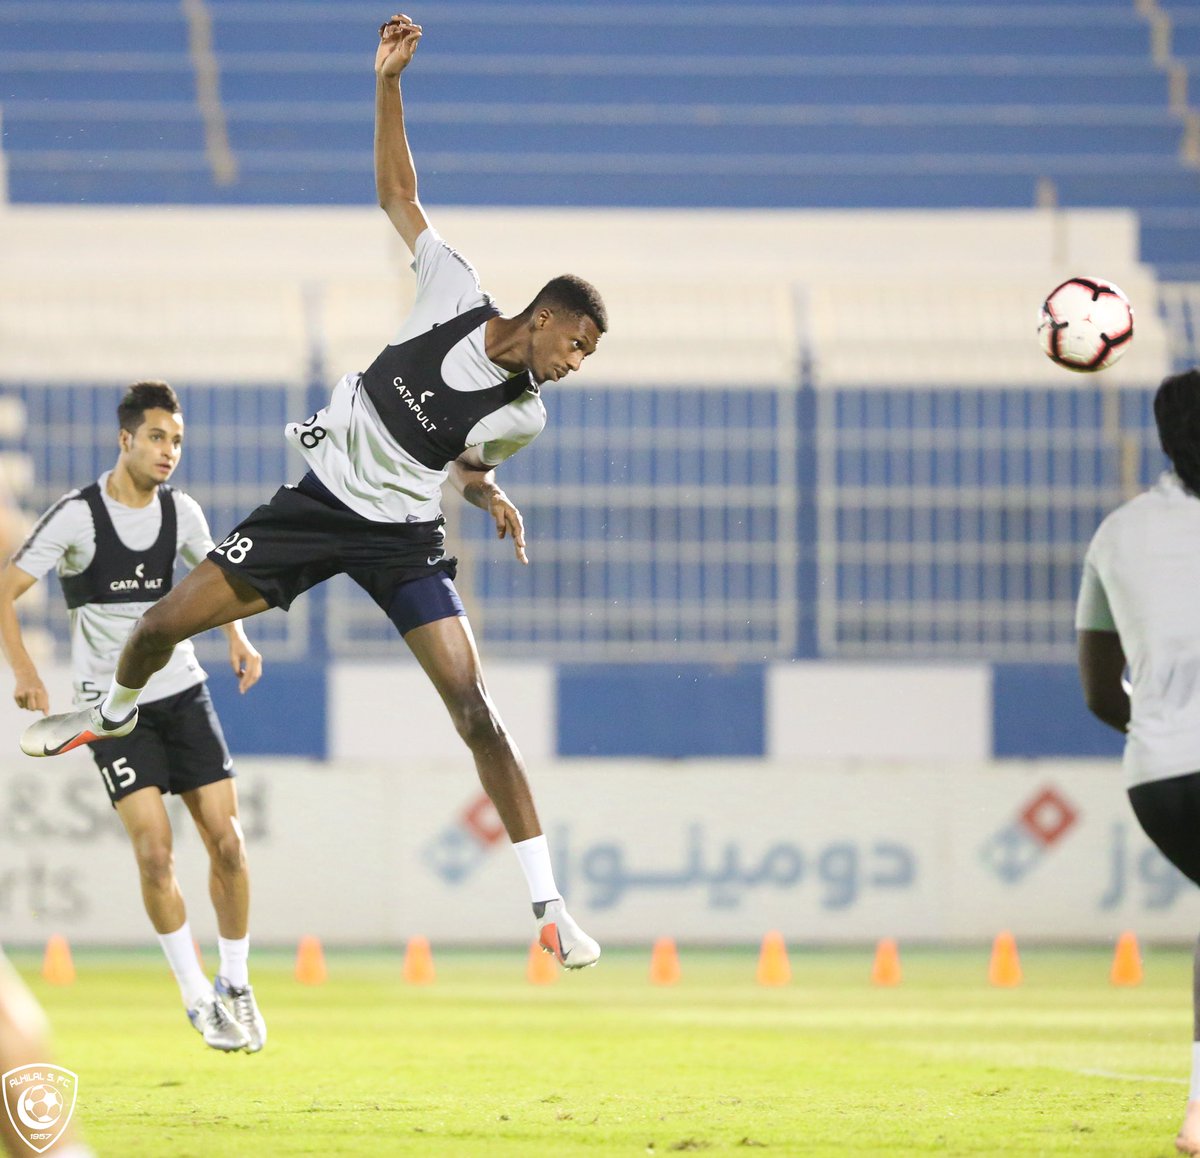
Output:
[1077, 629, 1131, 733]
[375, 14, 429, 255]
[447, 457, 528, 565]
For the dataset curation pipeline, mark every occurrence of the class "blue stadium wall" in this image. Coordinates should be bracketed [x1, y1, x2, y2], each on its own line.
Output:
[201, 657, 1120, 762]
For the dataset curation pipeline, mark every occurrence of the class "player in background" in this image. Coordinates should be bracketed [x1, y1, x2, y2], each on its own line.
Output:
[1077, 367, 1200, 1157]
[0, 382, 267, 1052]
[20, 14, 604, 968]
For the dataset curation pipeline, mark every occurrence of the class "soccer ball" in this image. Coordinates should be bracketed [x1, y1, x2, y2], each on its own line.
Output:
[1038, 276, 1134, 372]
[20, 1084, 63, 1126]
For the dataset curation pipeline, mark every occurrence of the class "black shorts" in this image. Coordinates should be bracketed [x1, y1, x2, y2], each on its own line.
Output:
[89, 683, 233, 807]
[208, 473, 464, 633]
[1128, 770, 1200, 886]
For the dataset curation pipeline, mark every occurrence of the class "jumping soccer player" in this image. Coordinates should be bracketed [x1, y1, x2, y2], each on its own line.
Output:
[1, 382, 267, 1052]
[1076, 367, 1200, 1156]
[20, 15, 604, 969]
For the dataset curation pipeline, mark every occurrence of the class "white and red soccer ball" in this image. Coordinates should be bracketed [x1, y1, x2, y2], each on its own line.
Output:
[1038, 276, 1134, 372]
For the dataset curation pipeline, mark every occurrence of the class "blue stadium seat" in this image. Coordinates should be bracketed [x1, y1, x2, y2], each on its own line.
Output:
[212, 55, 1172, 108]
[0, 0, 1194, 274]
[0, 54, 194, 101]
[0, 8, 187, 53]
[1132, 209, 1200, 279]
[2, 105, 206, 151]
[1168, 14, 1200, 55]
[11, 153, 1197, 213]
[220, 109, 1183, 160]
[208, 16, 1152, 59]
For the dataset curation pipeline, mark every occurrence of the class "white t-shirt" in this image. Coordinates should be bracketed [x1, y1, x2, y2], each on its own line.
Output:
[1075, 470, 1200, 785]
[14, 472, 213, 708]
[285, 227, 546, 523]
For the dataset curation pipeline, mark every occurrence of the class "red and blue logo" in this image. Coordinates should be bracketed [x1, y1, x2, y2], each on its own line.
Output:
[979, 786, 1079, 883]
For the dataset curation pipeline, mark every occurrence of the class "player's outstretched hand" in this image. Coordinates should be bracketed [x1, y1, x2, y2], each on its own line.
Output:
[229, 637, 263, 695]
[376, 13, 422, 77]
[490, 494, 529, 565]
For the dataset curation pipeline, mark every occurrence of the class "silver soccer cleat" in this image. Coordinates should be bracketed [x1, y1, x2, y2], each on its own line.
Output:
[215, 975, 267, 1053]
[534, 898, 601, 969]
[187, 989, 250, 1052]
[20, 705, 139, 758]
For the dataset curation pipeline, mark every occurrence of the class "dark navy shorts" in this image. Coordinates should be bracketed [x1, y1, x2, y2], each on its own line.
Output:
[1128, 769, 1200, 887]
[89, 683, 233, 807]
[209, 472, 466, 637]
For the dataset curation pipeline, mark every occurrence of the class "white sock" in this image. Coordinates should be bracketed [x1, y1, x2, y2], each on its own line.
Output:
[218, 935, 250, 988]
[1191, 1042, 1200, 1101]
[100, 680, 141, 725]
[512, 834, 559, 904]
[157, 921, 210, 1008]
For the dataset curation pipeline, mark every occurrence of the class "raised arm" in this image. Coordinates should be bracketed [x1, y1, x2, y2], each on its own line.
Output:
[375, 14, 430, 254]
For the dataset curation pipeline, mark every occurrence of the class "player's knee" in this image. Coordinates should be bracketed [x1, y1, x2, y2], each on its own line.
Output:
[210, 826, 246, 876]
[129, 604, 184, 655]
[134, 841, 175, 888]
[449, 694, 505, 750]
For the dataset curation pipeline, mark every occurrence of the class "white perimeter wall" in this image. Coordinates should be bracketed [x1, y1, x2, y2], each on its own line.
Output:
[0, 204, 1171, 389]
[0, 754, 1189, 948]
[1, 660, 1164, 949]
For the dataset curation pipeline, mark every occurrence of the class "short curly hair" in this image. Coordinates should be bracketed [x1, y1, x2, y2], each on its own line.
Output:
[117, 381, 180, 435]
[526, 275, 608, 334]
[1154, 368, 1200, 495]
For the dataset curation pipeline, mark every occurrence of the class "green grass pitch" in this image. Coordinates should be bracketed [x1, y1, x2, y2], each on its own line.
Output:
[7, 946, 1195, 1156]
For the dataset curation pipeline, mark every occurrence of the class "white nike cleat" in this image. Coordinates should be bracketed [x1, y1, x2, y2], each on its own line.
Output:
[187, 989, 250, 1052]
[20, 706, 139, 758]
[534, 898, 601, 969]
[215, 975, 267, 1053]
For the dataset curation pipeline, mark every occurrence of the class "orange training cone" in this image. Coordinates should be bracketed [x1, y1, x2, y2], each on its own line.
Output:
[649, 937, 681, 986]
[755, 930, 791, 986]
[402, 936, 436, 985]
[988, 930, 1022, 988]
[193, 939, 206, 973]
[871, 937, 902, 987]
[41, 935, 75, 986]
[1110, 930, 1143, 987]
[294, 935, 327, 985]
[527, 939, 558, 986]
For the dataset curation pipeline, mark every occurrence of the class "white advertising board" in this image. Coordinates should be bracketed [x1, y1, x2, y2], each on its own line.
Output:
[1, 759, 1196, 947]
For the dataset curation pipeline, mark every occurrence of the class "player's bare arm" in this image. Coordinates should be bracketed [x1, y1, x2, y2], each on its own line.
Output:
[1077, 628, 1130, 732]
[220, 621, 263, 694]
[448, 457, 529, 565]
[375, 13, 430, 254]
[0, 562, 49, 714]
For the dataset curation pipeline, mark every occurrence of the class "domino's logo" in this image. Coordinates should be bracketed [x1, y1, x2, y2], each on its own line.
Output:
[422, 793, 505, 884]
[979, 786, 1079, 884]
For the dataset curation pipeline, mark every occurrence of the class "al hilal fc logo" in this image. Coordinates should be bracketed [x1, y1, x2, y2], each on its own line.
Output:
[3, 1065, 78, 1154]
